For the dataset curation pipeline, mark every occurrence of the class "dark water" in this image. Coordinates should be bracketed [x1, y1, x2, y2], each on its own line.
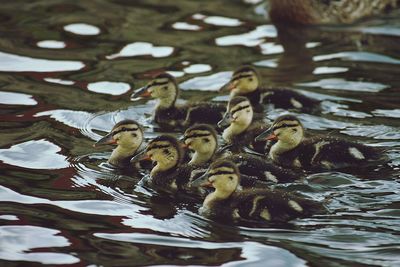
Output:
[1, 1, 400, 266]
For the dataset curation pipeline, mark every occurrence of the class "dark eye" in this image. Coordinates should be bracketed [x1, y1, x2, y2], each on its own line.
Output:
[163, 86, 168, 90]
[292, 128, 297, 132]
[132, 133, 137, 137]
[203, 138, 209, 143]
[163, 149, 169, 155]
[229, 176, 233, 180]
[248, 78, 253, 81]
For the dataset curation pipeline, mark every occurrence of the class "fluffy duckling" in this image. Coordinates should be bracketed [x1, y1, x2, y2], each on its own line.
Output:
[255, 114, 386, 170]
[130, 135, 193, 192]
[131, 73, 226, 129]
[93, 120, 143, 168]
[219, 96, 271, 154]
[269, 0, 398, 25]
[192, 159, 324, 222]
[220, 66, 320, 113]
[183, 123, 298, 183]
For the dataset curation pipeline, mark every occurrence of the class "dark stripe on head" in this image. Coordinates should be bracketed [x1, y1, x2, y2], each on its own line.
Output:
[147, 135, 183, 162]
[233, 65, 257, 76]
[209, 170, 236, 176]
[184, 124, 217, 140]
[209, 159, 239, 174]
[228, 96, 250, 108]
[273, 123, 299, 131]
[272, 115, 301, 131]
[231, 74, 253, 82]
[112, 127, 139, 136]
[231, 104, 250, 115]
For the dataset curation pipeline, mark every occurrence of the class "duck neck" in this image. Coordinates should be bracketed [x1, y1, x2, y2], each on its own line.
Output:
[203, 188, 233, 208]
[150, 158, 178, 177]
[222, 121, 250, 143]
[156, 94, 177, 110]
[270, 136, 303, 160]
[108, 144, 139, 167]
[189, 148, 215, 166]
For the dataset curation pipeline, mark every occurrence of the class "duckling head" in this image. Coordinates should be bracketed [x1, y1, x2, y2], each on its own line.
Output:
[256, 114, 304, 156]
[193, 159, 239, 199]
[183, 124, 218, 166]
[144, 135, 183, 176]
[131, 73, 178, 109]
[220, 96, 254, 142]
[94, 120, 143, 166]
[220, 65, 260, 96]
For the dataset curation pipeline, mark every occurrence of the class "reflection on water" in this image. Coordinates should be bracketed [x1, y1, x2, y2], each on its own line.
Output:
[1, 0, 400, 266]
[63, 23, 101, 35]
[0, 51, 84, 72]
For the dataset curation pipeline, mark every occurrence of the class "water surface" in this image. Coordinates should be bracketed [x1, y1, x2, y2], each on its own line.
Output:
[1, 1, 400, 266]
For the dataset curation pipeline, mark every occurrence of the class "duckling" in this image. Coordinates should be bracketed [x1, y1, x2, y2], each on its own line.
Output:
[218, 96, 271, 154]
[192, 159, 324, 222]
[93, 119, 143, 168]
[183, 123, 298, 183]
[130, 135, 193, 193]
[220, 66, 320, 113]
[255, 114, 387, 170]
[131, 73, 226, 130]
[269, 0, 398, 25]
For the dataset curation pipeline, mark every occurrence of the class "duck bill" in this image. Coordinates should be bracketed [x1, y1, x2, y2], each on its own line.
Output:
[130, 149, 151, 163]
[191, 172, 212, 188]
[131, 85, 151, 99]
[219, 80, 236, 92]
[255, 127, 277, 142]
[93, 133, 116, 147]
[217, 112, 232, 128]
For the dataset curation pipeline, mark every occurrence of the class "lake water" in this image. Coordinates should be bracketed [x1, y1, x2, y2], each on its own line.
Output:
[1, 1, 400, 266]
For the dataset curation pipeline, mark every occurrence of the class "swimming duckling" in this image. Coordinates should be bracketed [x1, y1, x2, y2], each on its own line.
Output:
[130, 135, 193, 193]
[131, 73, 226, 129]
[220, 66, 320, 113]
[269, 0, 398, 25]
[93, 120, 143, 168]
[183, 123, 298, 183]
[255, 114, 386, 170]
[192, 159, 324, 222]
[219, 96, 271, 154]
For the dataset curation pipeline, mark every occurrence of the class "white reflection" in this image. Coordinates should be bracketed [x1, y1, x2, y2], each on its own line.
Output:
[180, 71, 232, 91]
[106, 42, 174, 59]
[0, 91, 37, 106]
[44, 78, 75, 85]
[260, 43, 284, 55]
[37, 40, 66, 49]
[312, 67, 349, 75]
[216, 25, 277, 46]
[254, 59, 278, 68]
[372, 109, 400, 119]
[314, 51, 400, 65]
[87, 81, 130, 95]
[0, 225, 79, 264]
[63, 23, 100, 35]
[183, 64, 212, 74]
[203, 16, 242, 27]
[0, 139, 69, 169]
[298, 78, 388, 93]
[172, 22, 201, 31]
[0, 215, 18, 220]
[0, 51, 84, 72]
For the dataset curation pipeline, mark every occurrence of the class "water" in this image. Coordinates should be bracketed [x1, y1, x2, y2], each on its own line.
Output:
[0, 1, 400, 266]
